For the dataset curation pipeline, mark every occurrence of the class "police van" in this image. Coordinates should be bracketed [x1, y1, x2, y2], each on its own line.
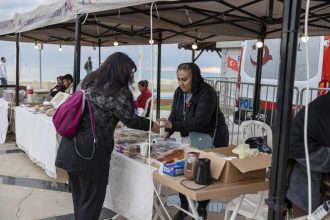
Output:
[234, 36, 330, 125]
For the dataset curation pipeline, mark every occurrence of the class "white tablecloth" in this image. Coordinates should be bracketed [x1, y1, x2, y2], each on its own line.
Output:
[15, 107, 58, 178]
[0, 98, 9, 144]
[104, 151, 156, 220]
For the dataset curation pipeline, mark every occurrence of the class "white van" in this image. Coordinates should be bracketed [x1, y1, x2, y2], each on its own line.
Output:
[234, 36, 330, 124]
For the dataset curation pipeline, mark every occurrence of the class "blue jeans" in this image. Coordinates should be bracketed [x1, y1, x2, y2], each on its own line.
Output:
[0, 78, 7, 85]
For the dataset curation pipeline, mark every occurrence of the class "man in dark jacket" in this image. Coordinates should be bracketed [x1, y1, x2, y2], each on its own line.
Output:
[287, 92, 330, 217]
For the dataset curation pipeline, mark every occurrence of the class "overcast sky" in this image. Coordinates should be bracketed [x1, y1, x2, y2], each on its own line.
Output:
[0, 0, 222, 83]
[0, 0, 47, 20]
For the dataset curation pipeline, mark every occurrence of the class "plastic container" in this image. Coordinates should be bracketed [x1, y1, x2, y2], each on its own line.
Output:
[159, 121, 165, 137]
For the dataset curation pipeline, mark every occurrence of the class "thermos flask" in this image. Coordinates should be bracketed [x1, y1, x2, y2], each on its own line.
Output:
[194, 158, 212, 185]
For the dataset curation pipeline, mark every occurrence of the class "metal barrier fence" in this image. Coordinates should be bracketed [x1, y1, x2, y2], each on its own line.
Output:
[204, 77, 237, 88]
[299, 87, 330, 107]
[213, 79, 300, 146]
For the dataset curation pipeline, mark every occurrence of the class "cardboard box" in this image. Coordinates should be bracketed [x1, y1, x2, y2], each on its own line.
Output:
[199, 146, 271, 183]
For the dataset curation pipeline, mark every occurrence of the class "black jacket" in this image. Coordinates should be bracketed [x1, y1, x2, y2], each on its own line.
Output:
[287, 92, 330, 211]
[55, 88, 150, 184]
[167, 82, 229, 147]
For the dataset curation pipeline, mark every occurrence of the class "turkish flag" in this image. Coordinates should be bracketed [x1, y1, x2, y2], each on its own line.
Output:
[227, 56, 239, 72]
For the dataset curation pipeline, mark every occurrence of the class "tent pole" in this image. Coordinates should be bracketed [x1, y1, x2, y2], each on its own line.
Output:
[252, 24, 266, 120]
[267, 0, 301, 219]
[73, 14, 82, 92]
[15, 33, 20, 106]
[39, 48, 42, 89]
[98, 38, 101, 67]
[156, 33, 162, 120]
[192, 50, 195, 63]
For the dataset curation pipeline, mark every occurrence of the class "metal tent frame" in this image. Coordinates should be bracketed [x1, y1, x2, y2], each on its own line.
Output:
[1, 1, 330, 219]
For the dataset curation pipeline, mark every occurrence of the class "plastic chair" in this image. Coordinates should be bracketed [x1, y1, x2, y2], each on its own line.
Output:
[224, 120, 272, 220]
[239, 120, 272, 147]
[141, 97, 152, 117]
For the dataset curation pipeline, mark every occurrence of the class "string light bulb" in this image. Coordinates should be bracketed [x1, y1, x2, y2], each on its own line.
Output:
[256, 40, 263, 48]
[191, 42, 198, 50]
[149, 39, 154, 45]
[113, 40, 119, 47]
[58, 44, 62, 52]
[301, 36, 309, 43]
[34, 41, 38, 49]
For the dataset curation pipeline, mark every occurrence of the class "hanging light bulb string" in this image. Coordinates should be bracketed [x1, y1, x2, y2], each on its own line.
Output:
[303, 0, 312, 218]
[148, 2, 172, 220]
[256, 34, 263, 48]
[113, 39, 119, 46]
[58, 42, 63, 52]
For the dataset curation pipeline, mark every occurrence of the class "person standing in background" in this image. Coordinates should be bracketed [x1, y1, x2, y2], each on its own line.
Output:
[135, 80, 152, 117]
[0, 57, 8, 85]
[84, 56, 93, 74]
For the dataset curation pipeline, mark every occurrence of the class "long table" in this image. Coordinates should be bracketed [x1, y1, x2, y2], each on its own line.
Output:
[104, 148, 269, 220]
[0, 98, 9, 144]
[13, 109, 269, 219]
[15, 106, 59, 178]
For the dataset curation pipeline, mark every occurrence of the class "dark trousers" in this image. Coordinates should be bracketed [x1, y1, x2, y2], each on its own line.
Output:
[68, 172, 107, 220]
[179, 193, 210, 209]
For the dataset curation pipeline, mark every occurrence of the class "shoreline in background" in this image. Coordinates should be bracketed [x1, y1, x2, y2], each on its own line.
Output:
[5, 80, 177, 101]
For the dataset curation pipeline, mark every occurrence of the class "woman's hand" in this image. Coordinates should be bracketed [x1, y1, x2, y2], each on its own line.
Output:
[157, 118, 173, 129]
[164, 131, 170, 140]
[151, 122, 159, 133]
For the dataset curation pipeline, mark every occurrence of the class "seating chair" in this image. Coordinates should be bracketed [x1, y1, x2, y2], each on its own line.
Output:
[141, 97, 152, 117]
[224, 120, 272, 220]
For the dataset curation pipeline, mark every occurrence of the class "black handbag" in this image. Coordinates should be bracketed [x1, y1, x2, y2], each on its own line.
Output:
[245, 137, 272, 154]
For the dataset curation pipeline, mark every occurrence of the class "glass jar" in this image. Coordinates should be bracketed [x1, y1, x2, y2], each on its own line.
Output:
[184, 151, 199, 180]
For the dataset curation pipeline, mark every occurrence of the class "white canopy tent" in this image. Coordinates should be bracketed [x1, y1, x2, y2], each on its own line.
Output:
[0, 0, 329, 46]
[1, 1, 330, 219]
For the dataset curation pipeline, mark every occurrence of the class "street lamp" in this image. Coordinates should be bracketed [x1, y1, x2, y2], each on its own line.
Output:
[34, 42, 43, 89]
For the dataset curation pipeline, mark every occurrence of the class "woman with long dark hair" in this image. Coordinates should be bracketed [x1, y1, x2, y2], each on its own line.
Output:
[56, 52, 158, 220]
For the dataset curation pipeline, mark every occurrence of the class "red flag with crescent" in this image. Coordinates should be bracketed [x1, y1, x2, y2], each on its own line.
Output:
[227, 56, 239, 72]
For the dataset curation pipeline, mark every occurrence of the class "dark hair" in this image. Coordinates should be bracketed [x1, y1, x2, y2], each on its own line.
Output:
[177, 62, 204, 95]
[62, 74, 73, 82]
[81, 52, 136, 95]
[1, 57, 5, 62]
[138, 80, 148, 88]
[57, 76, 64, 80]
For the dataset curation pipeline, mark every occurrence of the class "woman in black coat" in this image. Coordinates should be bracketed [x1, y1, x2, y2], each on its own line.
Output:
[56, 52, 158, 220]
[158, 62, 229, 220]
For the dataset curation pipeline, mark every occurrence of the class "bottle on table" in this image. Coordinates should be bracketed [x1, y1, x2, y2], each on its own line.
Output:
[26, 83, 34, 103]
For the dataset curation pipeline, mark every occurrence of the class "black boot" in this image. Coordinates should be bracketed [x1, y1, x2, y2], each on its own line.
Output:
[174, 204, 188, 220]
[195, 206, 207, 220]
